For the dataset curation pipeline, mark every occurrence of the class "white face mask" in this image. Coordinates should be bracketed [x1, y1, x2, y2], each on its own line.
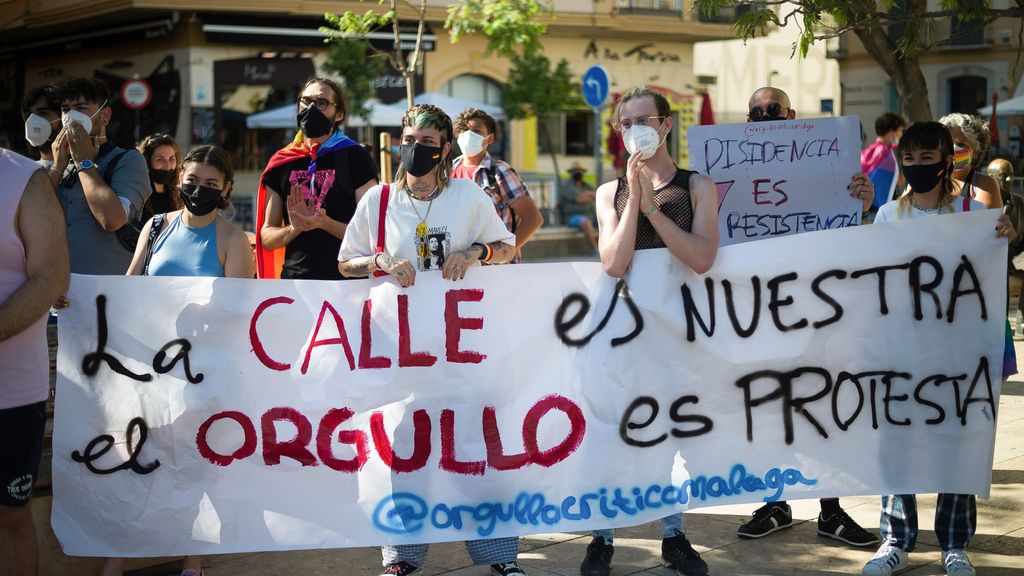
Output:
[62, 101, 105, 136]
[457, 130, 486, 158]
[623, 124, 664, 160]
[25, 114, 56, 148]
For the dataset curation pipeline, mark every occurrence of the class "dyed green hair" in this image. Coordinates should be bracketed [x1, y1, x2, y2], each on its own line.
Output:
[395, 104, 454, 192]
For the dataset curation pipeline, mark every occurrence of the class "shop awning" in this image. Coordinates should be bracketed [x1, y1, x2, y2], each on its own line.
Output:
[391, 93, 506, 120]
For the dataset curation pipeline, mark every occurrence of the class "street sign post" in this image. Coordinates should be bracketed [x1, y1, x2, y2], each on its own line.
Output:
[582, 65, 610, 187]
[121, 77, 153, 143]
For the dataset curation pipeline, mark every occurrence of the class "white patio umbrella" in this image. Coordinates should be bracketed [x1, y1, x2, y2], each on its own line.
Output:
[978, 93, 1024, 116]
[391, 92, 506, 120]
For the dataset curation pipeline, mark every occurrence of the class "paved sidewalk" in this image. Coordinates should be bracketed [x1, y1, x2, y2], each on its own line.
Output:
[108, 350, 1024, 576]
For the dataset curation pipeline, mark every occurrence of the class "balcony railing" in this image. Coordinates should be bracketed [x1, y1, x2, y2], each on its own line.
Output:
[695, 3, 762, 24]
[617, 0, 683, 16]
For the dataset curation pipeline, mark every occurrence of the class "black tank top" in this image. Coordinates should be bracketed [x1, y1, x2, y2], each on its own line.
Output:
[614, 168, 696, 250]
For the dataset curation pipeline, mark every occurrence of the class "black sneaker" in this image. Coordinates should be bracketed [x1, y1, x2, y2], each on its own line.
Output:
[379, 561, 422, 576]
[817, 509, 880, 547]
[491, 561, 528, 576]
[737, 502, 793, 538]
[661, 533, 709, 576]
[579, 536, 614, 576]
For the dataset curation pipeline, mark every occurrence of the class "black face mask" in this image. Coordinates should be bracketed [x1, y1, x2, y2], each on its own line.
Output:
[149, 168, 177, 187]
[902, 161, 946, 194]
[180, 183, 224, 216]
[571, 172, 583, 182]
[400, 143, 443, 178]
[296, 105, 333, 139]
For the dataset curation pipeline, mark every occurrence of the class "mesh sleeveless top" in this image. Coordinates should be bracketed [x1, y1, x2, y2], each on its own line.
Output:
[614, 168, 696, 249]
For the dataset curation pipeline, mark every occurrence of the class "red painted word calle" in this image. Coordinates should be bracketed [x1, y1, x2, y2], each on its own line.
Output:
[249, 289, 488, 373]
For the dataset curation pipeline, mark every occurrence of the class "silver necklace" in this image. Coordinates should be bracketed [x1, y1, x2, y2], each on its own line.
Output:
[910, 196, 940, 213]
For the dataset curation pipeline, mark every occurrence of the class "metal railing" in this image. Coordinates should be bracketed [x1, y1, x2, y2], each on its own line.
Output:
[617, 0, 683, 16]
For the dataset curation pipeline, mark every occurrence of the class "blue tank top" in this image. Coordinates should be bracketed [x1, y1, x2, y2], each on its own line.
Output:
[147, 214, 225, 277]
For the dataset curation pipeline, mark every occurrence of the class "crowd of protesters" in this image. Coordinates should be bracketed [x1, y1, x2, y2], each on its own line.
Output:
[0, 74, 1014, 576]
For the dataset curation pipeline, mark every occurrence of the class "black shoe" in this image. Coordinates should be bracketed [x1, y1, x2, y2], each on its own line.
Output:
[661, 533, 709, 576]
[817, 509, 880, 547]
[737, 502, 793, 539]
[379, 561, 422, 576]
[579, 536, 614, 576]
[491, 561, 528, 576]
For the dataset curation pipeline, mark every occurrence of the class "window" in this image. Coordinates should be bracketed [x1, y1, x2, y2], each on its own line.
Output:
[565, 110, 594, 156]
[696, 2, 762, 23]
[948, 75, 987, 114]
[887, 0, 908, 48]
[536, 111, 596, 156]
[442, 74, 502, 107]
[951, 12, 985, 46]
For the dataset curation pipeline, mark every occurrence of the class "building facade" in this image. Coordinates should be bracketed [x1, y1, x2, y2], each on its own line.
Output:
[2, 1, 744, 164]
[825, 1, 1021, 153]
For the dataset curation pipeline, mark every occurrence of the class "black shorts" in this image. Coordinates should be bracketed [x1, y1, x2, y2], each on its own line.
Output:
[0, 400, 46, 507]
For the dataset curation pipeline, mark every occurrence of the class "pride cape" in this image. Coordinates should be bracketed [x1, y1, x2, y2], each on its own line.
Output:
[255, 129, 359, 278]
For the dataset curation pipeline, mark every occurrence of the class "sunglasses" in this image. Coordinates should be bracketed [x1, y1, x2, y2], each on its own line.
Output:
[748, 102, 787, 122]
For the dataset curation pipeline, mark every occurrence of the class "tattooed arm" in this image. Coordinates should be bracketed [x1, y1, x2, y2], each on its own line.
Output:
[487, 241, 515, 265]
[339, 252, 417, 287]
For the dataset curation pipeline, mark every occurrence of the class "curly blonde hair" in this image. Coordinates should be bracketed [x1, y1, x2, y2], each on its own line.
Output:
[938, 112, 991, 169]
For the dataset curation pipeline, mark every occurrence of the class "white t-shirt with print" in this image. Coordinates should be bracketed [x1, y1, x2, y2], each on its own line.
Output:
[339, 178, 515, 272]
[874, 196, 985, 223]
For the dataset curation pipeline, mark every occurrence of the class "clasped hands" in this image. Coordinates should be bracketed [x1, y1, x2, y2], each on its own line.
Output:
[287, 186, 329, 232]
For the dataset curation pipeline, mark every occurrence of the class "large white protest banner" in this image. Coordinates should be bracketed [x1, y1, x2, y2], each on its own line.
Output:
[54, 211, 1004, 557]
[687, 116, 862, 246]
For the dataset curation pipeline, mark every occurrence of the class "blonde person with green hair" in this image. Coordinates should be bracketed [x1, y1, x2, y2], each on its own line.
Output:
[338, 104, 523, 576]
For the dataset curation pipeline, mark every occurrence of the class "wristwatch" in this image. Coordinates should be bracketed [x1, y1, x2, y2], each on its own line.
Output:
[77, 159, 97, 171]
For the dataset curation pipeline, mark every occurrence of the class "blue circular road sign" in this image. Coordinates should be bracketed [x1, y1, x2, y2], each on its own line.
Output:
[582, 65, 610, 109]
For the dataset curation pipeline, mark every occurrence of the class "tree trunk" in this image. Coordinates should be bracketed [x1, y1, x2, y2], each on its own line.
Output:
[538, 119, 561, 218]
[850, 9, 933, 122]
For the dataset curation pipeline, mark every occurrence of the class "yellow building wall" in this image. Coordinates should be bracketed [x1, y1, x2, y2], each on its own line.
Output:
[425, 29, 703, 177]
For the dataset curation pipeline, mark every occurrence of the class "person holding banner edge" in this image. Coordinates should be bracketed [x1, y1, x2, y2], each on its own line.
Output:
[585, 86, 718, 576]
[338, 104, 521, 576]
[106, 145, 252, 576]
[0, 149, 70, 576]
[861, 121, 1017, 576]
[735, 86, 881, 548]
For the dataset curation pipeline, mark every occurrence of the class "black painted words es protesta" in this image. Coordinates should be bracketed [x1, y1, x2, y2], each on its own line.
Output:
[621, 356, 997, 447]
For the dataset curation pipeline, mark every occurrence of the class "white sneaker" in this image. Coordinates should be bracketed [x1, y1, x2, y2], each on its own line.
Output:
[942, 549, 976, 576]
[862, 543, 909, 576]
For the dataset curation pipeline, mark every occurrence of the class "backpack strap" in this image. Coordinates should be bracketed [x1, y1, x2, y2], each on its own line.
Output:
[963, 197, 971, 212]
[372, 184, 390, 278]
[102, 148, 131, 186]
[142, 214, 167, 276]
